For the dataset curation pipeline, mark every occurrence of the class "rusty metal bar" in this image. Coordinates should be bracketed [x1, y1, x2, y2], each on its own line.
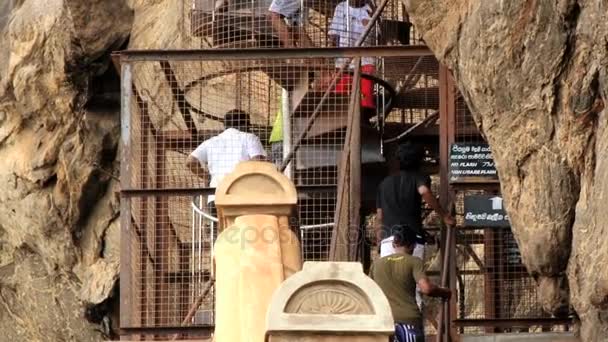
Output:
[121, 185, 337, 197]
[120, 326, 214, 335]
[437, 224, 454, 342]
[120, 46, 432, 61]
[438, 65, 450, 210]
[348, 60, 362, 262]
[329, 58, 361, 261]
[453, 318, 573, 328]
[154, 141, 170, 327]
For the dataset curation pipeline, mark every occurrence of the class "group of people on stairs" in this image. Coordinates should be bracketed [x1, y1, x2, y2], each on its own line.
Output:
[371, 142, 453, 341]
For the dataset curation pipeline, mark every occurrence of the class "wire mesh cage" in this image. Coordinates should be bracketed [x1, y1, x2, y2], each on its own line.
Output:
[120, 48, 443, 338]
[120, 0, 572, 334]
[448, 102, 569, 333]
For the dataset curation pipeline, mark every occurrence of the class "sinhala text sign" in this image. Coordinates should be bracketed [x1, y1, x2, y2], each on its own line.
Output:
[449, 143, 498, 183]
[464, 194, 510, 228]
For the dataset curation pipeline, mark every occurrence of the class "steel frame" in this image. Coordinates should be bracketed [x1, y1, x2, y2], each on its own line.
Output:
[117, 43, 567, 340]
[119, 46, 432, 62]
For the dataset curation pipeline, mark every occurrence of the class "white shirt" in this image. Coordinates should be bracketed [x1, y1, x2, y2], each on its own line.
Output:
[190, 128, 267, 202]
[328, 1, 376, 68]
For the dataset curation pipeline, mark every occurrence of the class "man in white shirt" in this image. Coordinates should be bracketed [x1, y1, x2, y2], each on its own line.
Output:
[328, 0, 377, 116]
[186, 110, 267, 215]
[268, 0, 313, 48]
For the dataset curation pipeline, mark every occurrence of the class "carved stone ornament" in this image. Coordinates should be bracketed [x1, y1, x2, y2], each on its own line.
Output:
[214, 161, 297, 231]
[265, 262, 394, 341]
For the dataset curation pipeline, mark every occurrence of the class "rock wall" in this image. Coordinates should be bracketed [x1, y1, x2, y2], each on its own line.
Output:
[403, 0, 608, 340]
[0, 0, 132, 340]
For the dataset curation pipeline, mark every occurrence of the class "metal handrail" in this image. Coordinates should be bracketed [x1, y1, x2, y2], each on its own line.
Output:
[190, 196, 219, 222]
[190, 195, 333, 229]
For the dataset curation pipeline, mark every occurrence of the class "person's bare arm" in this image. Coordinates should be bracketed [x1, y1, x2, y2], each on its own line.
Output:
[375, 208, 384, 244]
[269, 12, 294, 48]
[418, 185, 455, 226]
[418, 277, 451, 300]
[186, 156, 209, 184]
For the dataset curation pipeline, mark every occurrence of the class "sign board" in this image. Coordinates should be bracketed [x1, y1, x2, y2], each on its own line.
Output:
[449, 143, 498, 183]
[464, 195, 510, 228]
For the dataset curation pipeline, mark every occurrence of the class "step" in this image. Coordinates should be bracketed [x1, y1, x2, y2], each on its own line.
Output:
[290, 91, 351, 140]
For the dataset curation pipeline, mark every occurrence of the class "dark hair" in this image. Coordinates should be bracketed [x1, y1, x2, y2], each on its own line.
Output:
[392, 230, 417, 248]
[396, 142, 424, 171]
[224, 109, 251, 132]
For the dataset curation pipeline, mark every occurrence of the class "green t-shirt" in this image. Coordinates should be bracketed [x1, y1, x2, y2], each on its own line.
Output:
[369, 253, 425, 325]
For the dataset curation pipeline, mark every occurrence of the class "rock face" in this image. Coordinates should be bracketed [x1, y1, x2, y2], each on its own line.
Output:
[0, 0, 132, 340]
[403, 0, 608, 340]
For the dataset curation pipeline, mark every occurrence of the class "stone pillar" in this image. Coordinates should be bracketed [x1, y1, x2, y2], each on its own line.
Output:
[214, 161, 302, 342]
[265, 262, 394, 342]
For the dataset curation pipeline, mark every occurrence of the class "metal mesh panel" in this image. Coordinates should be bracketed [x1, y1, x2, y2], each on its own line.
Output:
[128, 195, 215, 330]
[455, 89, 483, 144]
[122, 51, 440, 336]
[453, 190, 554, 334]
[185, 0, 421, 49]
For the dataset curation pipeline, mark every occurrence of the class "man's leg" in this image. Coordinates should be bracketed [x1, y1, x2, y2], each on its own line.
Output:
[394, 323, 426, 342]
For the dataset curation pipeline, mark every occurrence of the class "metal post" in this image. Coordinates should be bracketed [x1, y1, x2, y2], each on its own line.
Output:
[438, 65, 458, 342]
[119, 62, 133, 337]
[349, 59, 362, 261]
[446, 71, 458, 342]
[282, 89, 292, 179]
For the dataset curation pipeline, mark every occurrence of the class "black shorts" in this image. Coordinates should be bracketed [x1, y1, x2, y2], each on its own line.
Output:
[394, 323, 425, 342]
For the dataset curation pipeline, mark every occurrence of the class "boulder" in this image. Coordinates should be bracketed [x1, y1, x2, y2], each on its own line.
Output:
[403, 0, 608, 340]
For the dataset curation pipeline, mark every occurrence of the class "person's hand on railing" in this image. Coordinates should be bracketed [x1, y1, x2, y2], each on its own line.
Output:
[442, 213, 456, 227]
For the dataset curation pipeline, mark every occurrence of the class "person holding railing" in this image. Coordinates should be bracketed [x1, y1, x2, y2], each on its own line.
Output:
[370, 232, 451, 342]
[374, 141, 455, 310]
[375, 142, 454, 257]
[186, 110, 267, 216]
[328, 0, 377, 118]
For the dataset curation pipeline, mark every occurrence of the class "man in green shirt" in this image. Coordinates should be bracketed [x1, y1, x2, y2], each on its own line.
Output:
[370, 232, 451, 342]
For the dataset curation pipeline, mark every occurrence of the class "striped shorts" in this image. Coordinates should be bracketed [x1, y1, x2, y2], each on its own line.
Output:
[394, 323, 425, 342]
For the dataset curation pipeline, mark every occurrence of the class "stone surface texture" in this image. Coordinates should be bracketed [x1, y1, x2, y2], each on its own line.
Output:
[265, 261, 394, 342]
[403, 0, 608, 340]
[0, 0, 134, 340]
